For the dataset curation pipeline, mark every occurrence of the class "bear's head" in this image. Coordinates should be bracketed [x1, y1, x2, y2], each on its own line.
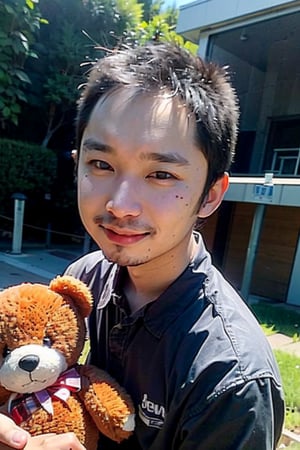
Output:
[0, 276, 92, 397]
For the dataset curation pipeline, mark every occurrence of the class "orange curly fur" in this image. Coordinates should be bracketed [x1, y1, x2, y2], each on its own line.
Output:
[0, 276, 135, 450]
[78, 365, 135, 443]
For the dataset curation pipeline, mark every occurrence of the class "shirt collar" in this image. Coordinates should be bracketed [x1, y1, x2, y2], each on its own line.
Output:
[97, 232, 212, 337]
[97, 263, 121, 309]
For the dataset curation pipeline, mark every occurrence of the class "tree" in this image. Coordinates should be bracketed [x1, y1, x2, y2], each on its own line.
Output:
[124, 1, 198, 54]
[87, 0, 143, 47]
[0, 0, 44, 128]
[28, 0, 143, 148]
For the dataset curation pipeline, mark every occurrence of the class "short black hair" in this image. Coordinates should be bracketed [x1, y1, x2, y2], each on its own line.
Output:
[76, 42, 239, 198]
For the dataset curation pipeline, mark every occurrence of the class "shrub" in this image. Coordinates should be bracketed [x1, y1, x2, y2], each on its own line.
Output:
[0, 138, 57, 212]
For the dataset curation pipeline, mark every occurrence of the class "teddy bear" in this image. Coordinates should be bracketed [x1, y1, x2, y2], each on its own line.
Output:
[0, 275, 135, 450]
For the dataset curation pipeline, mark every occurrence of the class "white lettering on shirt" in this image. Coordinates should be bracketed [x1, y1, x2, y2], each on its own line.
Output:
[138, 393, 165, 429]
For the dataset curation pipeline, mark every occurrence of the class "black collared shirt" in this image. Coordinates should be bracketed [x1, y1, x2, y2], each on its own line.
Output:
[64, 233, 284, 450]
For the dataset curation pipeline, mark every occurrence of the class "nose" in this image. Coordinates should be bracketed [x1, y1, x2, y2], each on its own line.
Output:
[106, 179, 142, 218]
[18, 354, 40, 372]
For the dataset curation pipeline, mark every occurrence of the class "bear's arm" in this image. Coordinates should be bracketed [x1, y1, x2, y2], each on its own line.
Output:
[77, 364, 135, 443]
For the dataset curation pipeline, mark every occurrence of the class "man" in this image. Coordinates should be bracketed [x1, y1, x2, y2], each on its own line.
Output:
[0, 43, 284, 449]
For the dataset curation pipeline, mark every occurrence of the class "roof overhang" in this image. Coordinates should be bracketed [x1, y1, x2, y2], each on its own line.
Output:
[177, 0, 300, 44]
[226, 176, 300, 207]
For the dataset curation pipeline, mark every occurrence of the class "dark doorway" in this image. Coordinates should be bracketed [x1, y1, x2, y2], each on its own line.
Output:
[263, 117, 300, 175]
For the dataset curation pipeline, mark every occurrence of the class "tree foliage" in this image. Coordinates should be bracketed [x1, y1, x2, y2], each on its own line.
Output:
[1, 0, 198, 145]
[131, 4, 198, 53]
[0, 0, 199, 240]
[0, 0, 44, 128]
[30, 0, 144, 147]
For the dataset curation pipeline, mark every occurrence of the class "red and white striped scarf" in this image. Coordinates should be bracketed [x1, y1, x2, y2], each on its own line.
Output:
[8, 367, 81, 425]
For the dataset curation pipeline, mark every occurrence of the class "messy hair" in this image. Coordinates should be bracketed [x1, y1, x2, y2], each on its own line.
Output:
[76, 42, 239, 198]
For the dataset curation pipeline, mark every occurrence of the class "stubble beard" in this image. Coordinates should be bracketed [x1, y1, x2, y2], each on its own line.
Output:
[103, 246, 151, 267]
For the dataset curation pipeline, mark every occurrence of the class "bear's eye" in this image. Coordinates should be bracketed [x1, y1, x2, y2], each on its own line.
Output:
[3, 346, 11, 358]
[43, 337, 52, 348]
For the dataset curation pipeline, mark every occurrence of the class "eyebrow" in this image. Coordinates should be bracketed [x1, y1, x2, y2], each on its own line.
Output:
[82, 138, 114, 153]
[140, 152, 189, 165]
[82, 138, 189, 165]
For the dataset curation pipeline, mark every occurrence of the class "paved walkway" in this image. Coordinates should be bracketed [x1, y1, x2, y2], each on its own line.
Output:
[0, 246, 81, 288]
[267, 332, 300, 357]
[0, 246, 300, 357]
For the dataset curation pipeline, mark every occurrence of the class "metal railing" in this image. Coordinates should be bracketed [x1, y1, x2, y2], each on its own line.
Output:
[270, 148, 300, 175]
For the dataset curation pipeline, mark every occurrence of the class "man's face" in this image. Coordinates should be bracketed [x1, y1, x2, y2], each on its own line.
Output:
[77, 89, 212, 267]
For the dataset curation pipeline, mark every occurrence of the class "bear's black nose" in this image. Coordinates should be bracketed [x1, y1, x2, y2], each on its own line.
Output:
[18, 354, 40, 372]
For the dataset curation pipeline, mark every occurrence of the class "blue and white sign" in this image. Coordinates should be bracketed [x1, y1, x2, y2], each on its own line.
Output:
[254, 184, 274, 203]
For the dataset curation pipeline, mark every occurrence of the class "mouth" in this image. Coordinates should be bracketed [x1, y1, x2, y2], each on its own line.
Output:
[22, 374, 47, 388]
[101, 226, 150, 245]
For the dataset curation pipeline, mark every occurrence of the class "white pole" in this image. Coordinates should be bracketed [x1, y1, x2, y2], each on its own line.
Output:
[240, 203, 266, 301]
[11, 194, 27, 254]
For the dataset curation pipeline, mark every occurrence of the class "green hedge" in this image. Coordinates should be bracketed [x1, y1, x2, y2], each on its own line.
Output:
[0, 139, 57, 210]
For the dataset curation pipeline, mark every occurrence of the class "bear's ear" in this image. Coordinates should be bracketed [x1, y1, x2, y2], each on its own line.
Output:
[49, 275, 92, 318]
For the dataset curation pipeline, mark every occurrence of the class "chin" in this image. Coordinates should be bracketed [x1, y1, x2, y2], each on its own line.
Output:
[104, 251, 150, 267]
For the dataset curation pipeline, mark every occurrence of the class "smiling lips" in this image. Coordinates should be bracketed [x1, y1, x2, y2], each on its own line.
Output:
[101, 226, 150, 245]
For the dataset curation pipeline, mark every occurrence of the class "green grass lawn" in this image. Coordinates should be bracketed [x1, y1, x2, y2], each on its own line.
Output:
[275, 350, 300, 432]
[251, 301, 300, 436]
[282, 443, 300, 449]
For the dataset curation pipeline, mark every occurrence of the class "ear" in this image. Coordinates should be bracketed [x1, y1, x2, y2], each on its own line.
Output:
[71, 149, 78, 181]
[198, 173, 229, 218]
[49, 275, 92, 318]
[71, 149, 78, 162]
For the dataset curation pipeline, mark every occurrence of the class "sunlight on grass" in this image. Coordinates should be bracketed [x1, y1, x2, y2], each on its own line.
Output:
[79, 340, 90, 364]
[283, 443, 300, 449]
[251, 302, 300, 341]
[274, 350, 300, 432]
[260, 323, 276, 336]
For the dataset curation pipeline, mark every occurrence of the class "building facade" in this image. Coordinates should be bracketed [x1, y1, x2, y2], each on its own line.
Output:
[177, 0, 300, 306]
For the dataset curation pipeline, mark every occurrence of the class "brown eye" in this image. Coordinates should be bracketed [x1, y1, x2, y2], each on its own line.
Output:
[155, 171, 172, 179]
[43, 337, 52, 348]
[93, 160, 113, 171]
[3, 345, 11, 358]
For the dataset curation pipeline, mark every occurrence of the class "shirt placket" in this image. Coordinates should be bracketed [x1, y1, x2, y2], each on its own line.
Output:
[108, 321, 131, 383]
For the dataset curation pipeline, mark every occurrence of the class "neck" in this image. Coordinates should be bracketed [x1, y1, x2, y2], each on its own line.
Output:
[124, 234, 197, 314]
